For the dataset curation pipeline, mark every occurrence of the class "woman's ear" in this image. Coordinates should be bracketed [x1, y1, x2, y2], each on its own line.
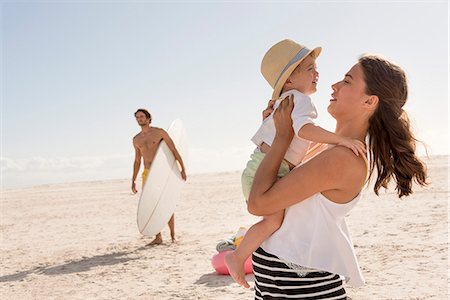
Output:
[364, 95, 379, 111]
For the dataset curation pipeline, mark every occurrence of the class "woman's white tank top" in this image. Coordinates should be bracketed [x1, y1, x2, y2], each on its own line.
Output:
[261, 191, 365, 287]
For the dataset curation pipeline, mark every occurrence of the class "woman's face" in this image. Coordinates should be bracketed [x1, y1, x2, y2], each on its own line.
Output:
[328, 63, 369, 120]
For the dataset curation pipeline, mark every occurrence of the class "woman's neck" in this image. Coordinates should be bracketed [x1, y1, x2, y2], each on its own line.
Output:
[335, 120, 368, 143]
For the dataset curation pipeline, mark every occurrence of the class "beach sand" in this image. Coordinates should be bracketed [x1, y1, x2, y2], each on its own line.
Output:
[1, 155, 448, 299]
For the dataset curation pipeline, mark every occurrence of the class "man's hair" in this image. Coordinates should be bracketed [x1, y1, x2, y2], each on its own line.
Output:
[134, 108, 152, 122]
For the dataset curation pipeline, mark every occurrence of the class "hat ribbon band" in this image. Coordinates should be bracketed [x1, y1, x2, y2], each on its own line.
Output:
[274, 47, 310, 88]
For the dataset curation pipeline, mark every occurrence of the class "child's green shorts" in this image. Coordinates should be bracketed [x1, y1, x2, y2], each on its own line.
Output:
[241, 152, 290, 202]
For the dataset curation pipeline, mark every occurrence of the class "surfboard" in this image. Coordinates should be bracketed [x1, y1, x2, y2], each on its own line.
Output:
[137, 119, 188, 237]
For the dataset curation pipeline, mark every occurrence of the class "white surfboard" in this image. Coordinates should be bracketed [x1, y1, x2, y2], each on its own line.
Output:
[137, 119, 188, 237]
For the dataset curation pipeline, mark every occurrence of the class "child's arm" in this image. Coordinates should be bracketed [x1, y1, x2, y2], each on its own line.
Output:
[298, 124, 366, 156]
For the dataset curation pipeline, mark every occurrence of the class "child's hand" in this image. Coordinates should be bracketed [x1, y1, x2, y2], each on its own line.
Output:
[337, 137, 366, 156]
[273, 95, 295, 141]
[262, 99, 276, 120]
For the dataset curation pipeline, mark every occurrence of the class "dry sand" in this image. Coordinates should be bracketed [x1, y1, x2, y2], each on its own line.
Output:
[1, 155, 448, 299]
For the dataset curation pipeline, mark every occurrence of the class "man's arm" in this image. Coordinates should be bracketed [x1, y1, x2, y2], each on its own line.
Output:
[132, 141, 142, 193]
[161, 130, 187, 181]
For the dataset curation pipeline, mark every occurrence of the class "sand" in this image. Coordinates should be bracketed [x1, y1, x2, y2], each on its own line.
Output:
[1, 155, 448, 299]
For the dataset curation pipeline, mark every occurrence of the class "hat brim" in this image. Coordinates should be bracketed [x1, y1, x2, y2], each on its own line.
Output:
[271, 47, 322, 100]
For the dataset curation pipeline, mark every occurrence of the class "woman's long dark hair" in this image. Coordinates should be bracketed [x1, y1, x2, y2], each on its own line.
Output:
[359, 55, 428, 198]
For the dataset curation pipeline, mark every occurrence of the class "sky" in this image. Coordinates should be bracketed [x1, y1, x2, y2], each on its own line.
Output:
[1, 0, 449, 188]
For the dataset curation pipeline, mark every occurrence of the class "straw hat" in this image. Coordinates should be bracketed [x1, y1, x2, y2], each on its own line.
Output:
[261, 39, 321, 100]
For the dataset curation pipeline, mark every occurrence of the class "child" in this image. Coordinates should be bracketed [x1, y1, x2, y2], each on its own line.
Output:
[225, 39, 366, 288]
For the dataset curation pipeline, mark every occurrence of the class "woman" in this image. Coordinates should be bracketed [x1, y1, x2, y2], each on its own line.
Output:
[247, 55, 428, 299]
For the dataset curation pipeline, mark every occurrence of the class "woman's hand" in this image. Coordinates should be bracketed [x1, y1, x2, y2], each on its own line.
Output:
[273, 95, 295, 142]
[262, 99, 276, 120]
[248, 95, 294, 214]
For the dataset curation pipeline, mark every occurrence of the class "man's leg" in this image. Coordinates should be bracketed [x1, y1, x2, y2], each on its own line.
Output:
[147, 233, 163, 246]
[142, 168, 163, 246]
[168, 214, 175, 242]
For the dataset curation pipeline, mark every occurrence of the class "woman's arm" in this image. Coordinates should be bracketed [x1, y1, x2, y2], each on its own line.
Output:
[247, 97, 366, 216]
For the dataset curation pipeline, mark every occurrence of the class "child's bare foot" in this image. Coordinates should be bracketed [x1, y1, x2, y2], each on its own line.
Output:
[224, 252, 250, 288]
[146, 235, 163, 246]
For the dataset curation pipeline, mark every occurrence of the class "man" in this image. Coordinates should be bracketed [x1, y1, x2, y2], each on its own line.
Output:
[132, 108, 187, 245]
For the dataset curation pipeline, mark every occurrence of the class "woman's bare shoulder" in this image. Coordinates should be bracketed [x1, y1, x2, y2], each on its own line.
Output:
[310, 146, 368, 190]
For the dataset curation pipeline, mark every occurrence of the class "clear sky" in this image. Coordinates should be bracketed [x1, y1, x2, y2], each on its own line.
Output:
[1, 1, 448, 187]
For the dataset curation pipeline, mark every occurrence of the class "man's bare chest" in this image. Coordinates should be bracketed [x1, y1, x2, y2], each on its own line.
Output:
[136, 135, 163, 151]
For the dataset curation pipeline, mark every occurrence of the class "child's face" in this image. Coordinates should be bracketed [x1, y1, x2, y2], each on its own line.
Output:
[286, 55, 319, 96]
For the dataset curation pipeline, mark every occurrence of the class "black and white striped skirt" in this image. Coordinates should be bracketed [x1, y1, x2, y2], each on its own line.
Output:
[252, 247, 347, 300]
